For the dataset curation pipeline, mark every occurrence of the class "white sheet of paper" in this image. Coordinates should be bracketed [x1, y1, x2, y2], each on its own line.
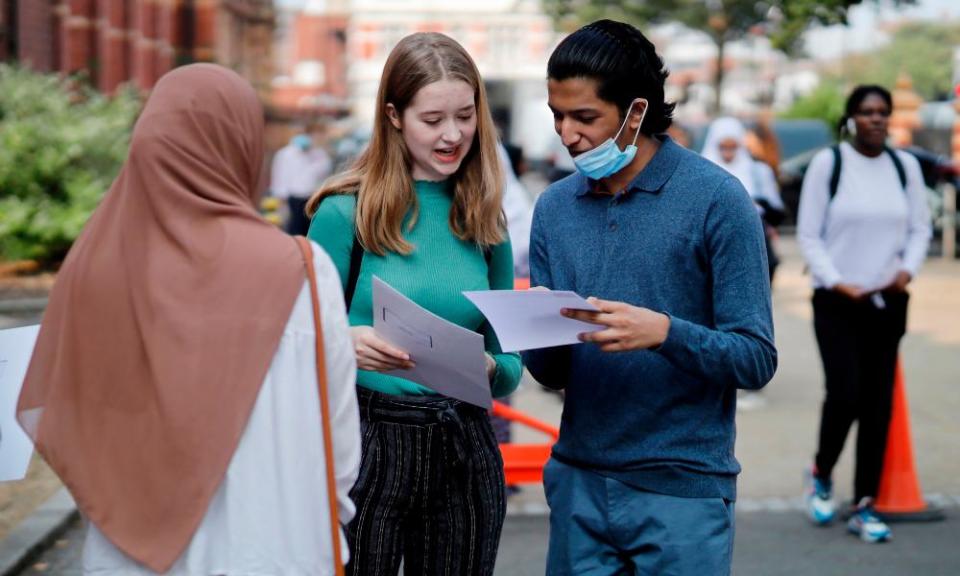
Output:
[462, 290, 601, 352]
[0, 324, 39, 482]
[372, 277, 491, 409]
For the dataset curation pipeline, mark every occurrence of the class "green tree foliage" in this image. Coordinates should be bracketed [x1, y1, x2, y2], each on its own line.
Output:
[0, 66, 140, 264]
[542, 0, 916, 111]
[780, 81, 846, 135]
[837, 22, 960, 101]
[780, 22, 960, 132]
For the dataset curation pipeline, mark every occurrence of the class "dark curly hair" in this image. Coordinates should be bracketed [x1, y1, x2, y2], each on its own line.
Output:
[840, 84, 892, 135]
[547, 19, 675, 136]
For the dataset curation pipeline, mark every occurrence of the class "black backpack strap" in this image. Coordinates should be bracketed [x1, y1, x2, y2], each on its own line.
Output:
[829, 144, 907, 203]
[344, 233, 363, 313]
[315, 193, 365, 313]
[884, 145, 908, 191]
[829, 144, 842, 201]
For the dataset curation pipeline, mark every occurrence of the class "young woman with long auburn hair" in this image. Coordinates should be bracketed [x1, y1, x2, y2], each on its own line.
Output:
[306, 32, 521, 575]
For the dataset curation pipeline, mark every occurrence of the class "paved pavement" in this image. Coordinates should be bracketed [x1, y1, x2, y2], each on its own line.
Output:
[14, 505, 959, 576]
[4, 236, 959, 574]
[496, 512, 960, 576]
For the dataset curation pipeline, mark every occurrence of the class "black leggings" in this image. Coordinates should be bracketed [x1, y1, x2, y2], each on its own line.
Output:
[346, 388, 506, 576]
[812, 289, 908, 502]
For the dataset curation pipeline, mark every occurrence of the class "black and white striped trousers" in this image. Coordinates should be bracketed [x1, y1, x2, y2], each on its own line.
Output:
[346, 388, 506, 576]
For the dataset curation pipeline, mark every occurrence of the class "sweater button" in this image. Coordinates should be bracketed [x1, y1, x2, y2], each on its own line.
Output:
[609, 222, 617, 231]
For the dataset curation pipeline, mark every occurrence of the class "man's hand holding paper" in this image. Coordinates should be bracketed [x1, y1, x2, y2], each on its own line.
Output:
[461, 289, 602, 352]
[561, 296, 671, 352]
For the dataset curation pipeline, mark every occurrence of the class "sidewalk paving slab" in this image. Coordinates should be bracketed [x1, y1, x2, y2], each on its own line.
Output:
[0, 490, 77, 576]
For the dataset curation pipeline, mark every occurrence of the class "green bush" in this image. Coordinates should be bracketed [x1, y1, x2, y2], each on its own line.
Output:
[780, 81, 846, 136]
[0, 65, 140, 264]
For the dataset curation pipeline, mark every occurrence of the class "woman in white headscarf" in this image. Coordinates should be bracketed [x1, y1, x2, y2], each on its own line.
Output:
[702, 116, 785, 283]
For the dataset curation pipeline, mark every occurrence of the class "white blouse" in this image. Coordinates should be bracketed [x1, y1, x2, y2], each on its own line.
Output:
[269, 144, 333, 200]
[797, 142, 932, 292]
[83, 243, 361, 575]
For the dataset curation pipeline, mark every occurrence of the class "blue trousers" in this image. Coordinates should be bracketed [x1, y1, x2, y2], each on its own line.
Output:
[543, 458, 735, 576]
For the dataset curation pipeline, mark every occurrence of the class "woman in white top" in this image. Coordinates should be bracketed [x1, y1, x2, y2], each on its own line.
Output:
[17, 64, 361, 575]
[796, 85, 931, 543]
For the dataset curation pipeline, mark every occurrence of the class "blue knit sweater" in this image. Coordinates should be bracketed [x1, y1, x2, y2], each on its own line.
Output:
[522, 136, 777, 500]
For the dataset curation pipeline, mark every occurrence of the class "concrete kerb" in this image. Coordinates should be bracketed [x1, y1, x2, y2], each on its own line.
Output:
[0, 299, 47, 315]
[0, 489, 78, 576]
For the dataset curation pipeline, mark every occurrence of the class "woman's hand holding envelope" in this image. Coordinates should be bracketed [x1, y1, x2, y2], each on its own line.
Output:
[351, 326, 416, 372]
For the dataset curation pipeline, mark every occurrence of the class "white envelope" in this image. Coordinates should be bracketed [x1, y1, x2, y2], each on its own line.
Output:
[0, 324, 39, 482]
[462, 289, 601, 352]
[372, 277, 491, 409]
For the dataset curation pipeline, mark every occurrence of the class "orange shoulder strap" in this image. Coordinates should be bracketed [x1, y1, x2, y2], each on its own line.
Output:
[295, 236, 345, 576]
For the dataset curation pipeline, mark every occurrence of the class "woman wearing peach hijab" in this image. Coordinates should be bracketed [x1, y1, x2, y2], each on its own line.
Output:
[16, 64, 361, 575]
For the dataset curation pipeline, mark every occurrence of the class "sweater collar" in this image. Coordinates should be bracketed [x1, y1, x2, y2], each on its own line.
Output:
[414, 179, 453, 196]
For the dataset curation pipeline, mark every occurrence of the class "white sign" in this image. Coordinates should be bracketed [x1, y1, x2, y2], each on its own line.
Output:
[0, 324, 39, 482]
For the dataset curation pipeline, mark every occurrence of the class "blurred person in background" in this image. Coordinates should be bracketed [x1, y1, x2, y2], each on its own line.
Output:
[745, 114, 782, 179]
[797, 84, 931, 543]
[306, 32, 521, 575]
[499, 141, 533, 279]
[490, 140, 533, 497]
[270, 121, 333, 235]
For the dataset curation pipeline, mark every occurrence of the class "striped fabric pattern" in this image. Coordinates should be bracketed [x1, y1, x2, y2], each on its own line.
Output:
[346, 389, 506, 576]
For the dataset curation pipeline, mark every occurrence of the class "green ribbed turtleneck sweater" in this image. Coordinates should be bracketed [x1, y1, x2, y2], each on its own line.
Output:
[307, 179, 522, 397]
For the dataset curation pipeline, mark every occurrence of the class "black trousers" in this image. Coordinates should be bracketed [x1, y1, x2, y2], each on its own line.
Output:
[346, 388, 506, 576]
[286, 196, 311, 236]
[763, 225, 780, 283]
[812, 289, 909, 502]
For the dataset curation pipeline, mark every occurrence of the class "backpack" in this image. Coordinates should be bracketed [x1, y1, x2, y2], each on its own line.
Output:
[828, 144, 907, 201]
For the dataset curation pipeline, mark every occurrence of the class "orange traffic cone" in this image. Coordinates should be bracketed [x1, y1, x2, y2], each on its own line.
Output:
[874, 360, 944, 522]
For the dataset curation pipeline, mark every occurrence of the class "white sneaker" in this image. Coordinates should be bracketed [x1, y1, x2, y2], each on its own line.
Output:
[847, 498, 892, 543]
[804, 467, 836, 525]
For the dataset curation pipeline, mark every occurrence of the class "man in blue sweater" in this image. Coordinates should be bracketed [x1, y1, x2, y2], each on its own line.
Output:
[522, 20, 777, 575]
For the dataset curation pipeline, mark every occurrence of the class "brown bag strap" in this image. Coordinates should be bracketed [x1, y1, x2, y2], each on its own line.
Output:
[295, 236, 345, 576]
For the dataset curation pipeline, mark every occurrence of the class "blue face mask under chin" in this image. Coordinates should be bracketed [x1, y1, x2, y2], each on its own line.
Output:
[292, 134, 312, 150]
[572, 98, 648, 180]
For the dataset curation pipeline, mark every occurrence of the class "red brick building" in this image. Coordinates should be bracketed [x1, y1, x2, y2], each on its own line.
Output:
[1, 0, 274, 95]
[271, 5, 349, 117]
